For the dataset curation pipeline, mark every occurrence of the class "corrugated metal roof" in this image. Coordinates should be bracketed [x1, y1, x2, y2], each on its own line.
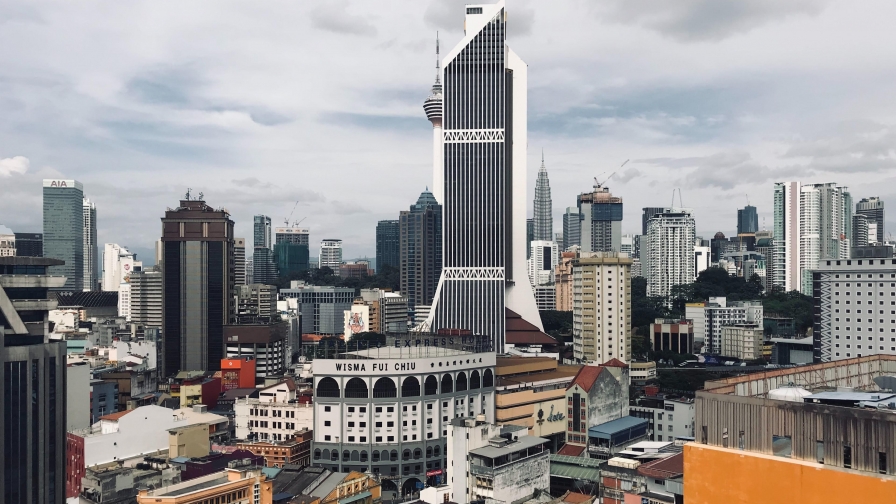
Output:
[549, 463, 600, 481]
[588, 416, 648, 438]
[469, 435, 547, 459]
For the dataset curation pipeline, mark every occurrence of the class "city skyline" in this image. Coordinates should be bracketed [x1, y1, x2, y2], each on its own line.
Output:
[2, 1, 896, 262]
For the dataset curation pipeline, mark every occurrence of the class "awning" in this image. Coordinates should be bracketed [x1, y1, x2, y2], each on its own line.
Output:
[339, 490, 372, 504]
[550, 463, 600, 481]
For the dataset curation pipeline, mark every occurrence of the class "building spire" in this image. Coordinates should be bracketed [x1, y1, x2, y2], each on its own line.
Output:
[434, 32, 441, 86]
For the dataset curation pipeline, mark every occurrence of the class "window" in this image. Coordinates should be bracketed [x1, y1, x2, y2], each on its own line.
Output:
[325, 435, 331, 441]
[348, 407, 355, 412]
[816, 441, 824, 464]
[348, 422, 355, 427]
[360, 436, 367, 443]
[376, 422, 382, 428]
[324, 421, 331, 427]
[360, 407, 367, 413]
[844, 446, 852, 468]
[388, 436, 395, 442]
[880, 452, 887, 474]
[387, 406, 395, 413]
[324, 406, 331, 412]
[376, 436, 382, 443]
[388, 421, 394, 427]
[348, 436, 355, 442]
[376, 407, 382, 413]
[360, 422, 366, 428]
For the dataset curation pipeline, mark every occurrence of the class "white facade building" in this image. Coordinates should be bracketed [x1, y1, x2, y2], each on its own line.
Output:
[0, 225, 14, 256]
[528, 240, 559, 287]
[572, 253, 632, 364]
[645, 209, 696, 298]
[319, 239, 343, 270]
[117, 280, 131, 320]
[102, 243, 141, 291]
[234, 380, 313, 441]
[720, 324, 763, 361]
[700, 297, 763, 355]
[630, 397, 696, 443]
[695, 240, 711, 277]
[312, 343, 496, 493]
[83, 197, 98, 291]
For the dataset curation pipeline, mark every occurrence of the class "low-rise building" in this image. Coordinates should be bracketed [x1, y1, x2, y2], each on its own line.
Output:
[630, 395, 696, 442]
[80, 462, 180, 504]
[234, 379, 313, 441]
[720, 324, 763, 360]
[563, 360, 630, 449]
[136, 461, 273, 504]
[236, 428, 313, 469]
[586, 416, 649, 460]
[629, 361, 657, 387]
[222, 356, 258, 390]
[448, 417, 550, 504]
[650, 319, 694, 354]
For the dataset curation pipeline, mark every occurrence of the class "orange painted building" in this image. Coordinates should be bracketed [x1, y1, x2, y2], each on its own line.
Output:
[136, 463, 272, 504]
[684, 443, 896, 503]
[221, 357, 257, 390]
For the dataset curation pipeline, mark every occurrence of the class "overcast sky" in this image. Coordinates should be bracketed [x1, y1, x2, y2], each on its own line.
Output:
[2, 0, 896, 264]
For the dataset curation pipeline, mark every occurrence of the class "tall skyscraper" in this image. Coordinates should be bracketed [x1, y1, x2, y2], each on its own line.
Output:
[423, 35, 444, 204]
[578, 183, 623, 253]
[400, 189, 442, 316]
[533, 153, 553, 241]
[234, 237, 246, 285]
[852, 214, 869, 248]
[42, 179, 83, 291]
[646, 209, 696, 298]
[82, 198, 97, 291]
[773, 182, 851, 293]
[376, 220, 400, 272]
[101, 243, 140, 291]
[428, 1, 543, 350]
[161, 197, 235, 376]
[253, 215, 276, 285]
[14, 232, 42, 257]
[572, 253, 632, 363]
[274, 227, 310, 278]
[856, 197, 885, 244]
[642, 207, 669, 236]
[1, 256, 68, 503]
[528, 240, 558, 287]
[130, 267, 163, 329]
[562, 207, 582, 250]
[737, 205, 758, 235]
[319, 239, 342, 271]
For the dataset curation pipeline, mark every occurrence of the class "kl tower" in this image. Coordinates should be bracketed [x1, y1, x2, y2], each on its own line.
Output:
[423, 35, 443, 203]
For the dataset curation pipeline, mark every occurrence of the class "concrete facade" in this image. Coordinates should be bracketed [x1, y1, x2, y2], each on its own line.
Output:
[720, 324, 763, 360]
[572, 253, 632, 364]
[565, 363, 630, 447]
[234, 381, 313, 441]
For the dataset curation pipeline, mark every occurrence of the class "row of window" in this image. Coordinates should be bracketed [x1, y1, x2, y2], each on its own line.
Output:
[317, 371, 494, 398]
[314, 446, 446, 461]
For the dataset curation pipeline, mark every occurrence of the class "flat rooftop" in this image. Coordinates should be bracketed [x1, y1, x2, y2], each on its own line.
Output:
[497, 366, 581, 387]
[341, 347, 476, 359]
[470, 435, 547, 459]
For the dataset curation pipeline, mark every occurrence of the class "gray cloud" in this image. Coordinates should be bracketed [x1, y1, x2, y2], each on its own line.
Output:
[0, 156, 29, 177]
[637, 151, 812, 191]
[310, 2, 378, 37]
[594, 0, 831, 42]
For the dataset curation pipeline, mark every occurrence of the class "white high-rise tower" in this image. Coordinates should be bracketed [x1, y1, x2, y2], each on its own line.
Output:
[427, 1, 542, 351]
[423, 34, 444, 204]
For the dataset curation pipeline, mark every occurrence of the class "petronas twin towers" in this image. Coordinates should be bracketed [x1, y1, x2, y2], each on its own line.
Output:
[424, 1, 542, 351]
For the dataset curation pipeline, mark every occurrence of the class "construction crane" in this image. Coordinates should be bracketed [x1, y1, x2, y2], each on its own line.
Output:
[593, 160, 629, 189]
[284, 200, 300, 227]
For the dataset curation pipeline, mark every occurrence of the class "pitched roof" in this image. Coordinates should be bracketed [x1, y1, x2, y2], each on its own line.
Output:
[557, 444, 586, 457]
[505, 309, 558, 345]
[637, 452, 684, 480]
[601, 358, 629, 369]
[99, 410, 132, 421]
[563, 492, 594, 504]
[568, 365, 604, 392]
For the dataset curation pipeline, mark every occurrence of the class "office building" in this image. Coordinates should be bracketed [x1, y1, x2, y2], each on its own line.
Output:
[233, 379, 312, 441]
[562, 207, 582, 251]
[577, 183, 623, 253]
[686, 297, 762, 355]
[650, 319, 694, 354]
[812, 257, 896, 361]
[428, 1, 543, 351]
[118, 280, 131, 319]
[274, 228, 310, 279]
[319, 239, 343, 271]
[400, 189, 442, 314]
[276, 226, 310, 246]
[533, 152, 553, 241]
[101, 243, 140, 291]
[0, 225, 14, 256]
[376, 220, 400, 273]
[720, 324, 763, 360]
[630, 395, 695, 443]
[526, 218, 534, 259]
[773, 181, 852, 293]
[737, 205, 758, 235]
[853, 214, 870, 248]
[280, 283, 355, 335]
[253, 215, 277, 285]
[235, 283, 277, 322]
[14, 232, 42, 257]
[358, 288, 409, 333]
[224, 323, 286, 378]
[554, 251, 576, 311]
[642, 207, 670, 236]
[572, 253, 632, 364]
[755, 235, 775, 290]
[687, 356, 896, 504]
[311, 338, 496, 495]
[339, 261, 373, 279]
[645, 209, 696, 299]
[423, 34, 444, 203]
[43, 179, 84, 291]
[1, 256, 68, 503]
[234, 237, 246, 285]
[83, 198, 98, 291]
[130, 268, 162, 329]
[160, 197, 235, 376]
[856, 196, 885, 244]
[528, 240, 558, 287]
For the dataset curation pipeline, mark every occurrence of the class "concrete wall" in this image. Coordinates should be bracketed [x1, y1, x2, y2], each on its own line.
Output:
[684, 443, 896, 504]
[67, 363, 91, 431]
[493, 452, 550, 504]
[586, 370, 628, 428]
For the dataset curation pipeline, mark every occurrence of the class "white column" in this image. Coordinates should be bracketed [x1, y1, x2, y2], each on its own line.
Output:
[432, 124, 443, 203]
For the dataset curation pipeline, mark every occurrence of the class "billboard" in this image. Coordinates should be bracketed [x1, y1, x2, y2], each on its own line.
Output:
[343, 304, 369, 341]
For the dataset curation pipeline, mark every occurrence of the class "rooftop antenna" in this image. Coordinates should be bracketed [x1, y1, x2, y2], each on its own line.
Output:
[197, 192, 203, 201]
[435, 32, 441, 85]
[185, 188, 191, 201]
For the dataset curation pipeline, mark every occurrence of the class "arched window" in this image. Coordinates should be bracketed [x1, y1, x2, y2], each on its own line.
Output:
[403, 449, 411, 460]
[382, 450, 390, 462]
[441, 374, 453, 394]
[483, 369, 494, 387]
[433, 445, 440, 457]
[455, 372, 467, 392]
[372, 451, 380, 462]
[413, 448, 422, 459]
[343, 450, 350, 462]
[373, 377, 397, 398]
[424, 375, 439, 395]
[401, 377, 420, 397]
[426, 447, 433, 458]
[344, 378, 369, 398]
[330, 450, 338, 461]
[316, 377, 340, 398]
[351, 450, 360, 462]
[314, 449, 322, 460]
[322, 449, 330, 461]
[390, 450, 398, 462]
[470, 370, 481, 389]
[361, 451, 368, 462]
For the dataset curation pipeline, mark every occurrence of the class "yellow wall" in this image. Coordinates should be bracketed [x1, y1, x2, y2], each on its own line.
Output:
[684, 443, 896, 504]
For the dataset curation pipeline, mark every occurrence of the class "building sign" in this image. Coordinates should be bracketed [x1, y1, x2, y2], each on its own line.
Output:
[538, 404, 565, 422]
[426, 469, 443, 477]
[42, 179, 82, 190]
[343, 305, 369, 341]
[334, 361, 418, 372]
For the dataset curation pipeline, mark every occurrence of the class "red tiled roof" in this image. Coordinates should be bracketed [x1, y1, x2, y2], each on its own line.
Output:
[557, 444, 586, 457]
[99, 410, 131, 421]
[506, 309, 558, 345]
[568, 365, 604, 392]
[601, 358, 629, 368]
[637, 452, 684, 479]
[563, 492, 593, 504]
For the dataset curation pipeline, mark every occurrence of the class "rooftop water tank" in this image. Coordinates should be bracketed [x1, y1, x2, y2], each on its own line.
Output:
[768, 386, 812, 402]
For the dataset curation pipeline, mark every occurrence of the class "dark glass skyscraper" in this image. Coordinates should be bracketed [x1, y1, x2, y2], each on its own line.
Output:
[855, 197, 884, 244]
[737, 205, 759, 234]
[42, 179, 84, 291]
[14, 232, 43, 257]
[1, 256, 67, 503]
[253, 215, 277, 285]
[161, 198, 235, 376]
[376, 220, 400, 272]
[400, 190, 442, 313]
